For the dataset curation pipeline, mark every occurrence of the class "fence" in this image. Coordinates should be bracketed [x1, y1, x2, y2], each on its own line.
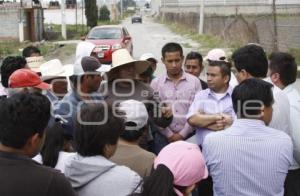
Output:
[160, 0, 300, 52]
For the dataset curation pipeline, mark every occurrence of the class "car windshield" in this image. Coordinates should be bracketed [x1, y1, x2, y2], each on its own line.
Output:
[87, 28, 122, 39]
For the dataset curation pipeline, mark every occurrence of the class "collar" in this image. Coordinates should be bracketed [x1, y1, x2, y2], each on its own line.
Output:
[283, 83, 294, 94]
[207, 85, 233, 100]
[0, 151, 37, 163]
[163, 70, 186, 83]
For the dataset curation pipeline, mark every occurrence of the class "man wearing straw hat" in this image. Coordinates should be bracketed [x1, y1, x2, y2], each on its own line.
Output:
[98, 48, 173, 150]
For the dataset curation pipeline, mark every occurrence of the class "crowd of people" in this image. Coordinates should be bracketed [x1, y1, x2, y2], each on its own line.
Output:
[0, 40, 299, 196]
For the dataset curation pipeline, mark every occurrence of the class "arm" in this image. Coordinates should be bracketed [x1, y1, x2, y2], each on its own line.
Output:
[188, 113, 223, 128]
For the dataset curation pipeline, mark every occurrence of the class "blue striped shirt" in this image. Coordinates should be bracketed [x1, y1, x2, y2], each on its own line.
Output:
[203, 119, 293, 196]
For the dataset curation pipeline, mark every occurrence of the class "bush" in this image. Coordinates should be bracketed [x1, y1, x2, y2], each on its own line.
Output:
[99, 5, 110, 21]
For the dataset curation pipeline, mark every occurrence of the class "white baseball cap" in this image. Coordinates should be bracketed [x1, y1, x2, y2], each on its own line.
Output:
[118, 99, 148, 131]
[204, 49, 228, 62]
[140, 53, 158, 63]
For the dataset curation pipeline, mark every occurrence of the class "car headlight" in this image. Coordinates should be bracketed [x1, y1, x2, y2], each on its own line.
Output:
[112, 44, 122, 50]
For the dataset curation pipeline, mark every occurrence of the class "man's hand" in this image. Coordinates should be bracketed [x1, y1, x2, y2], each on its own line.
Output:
[221, 114, 233, 127]
[168, 133, 183, 143]
[161, 105, 173, 118]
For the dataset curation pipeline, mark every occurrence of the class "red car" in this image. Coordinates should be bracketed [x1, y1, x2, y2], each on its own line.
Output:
[85, 25, 133, 64]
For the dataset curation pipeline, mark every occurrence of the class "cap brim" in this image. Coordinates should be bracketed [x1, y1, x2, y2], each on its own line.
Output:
[35, 82, 51, 90]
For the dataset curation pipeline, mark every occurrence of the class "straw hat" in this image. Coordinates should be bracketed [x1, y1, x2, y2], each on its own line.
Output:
[40, 59, 73, 81]
[107, 49, 150, 74]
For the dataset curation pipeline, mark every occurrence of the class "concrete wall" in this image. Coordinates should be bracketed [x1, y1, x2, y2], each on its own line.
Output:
[0, 7, 20, 39]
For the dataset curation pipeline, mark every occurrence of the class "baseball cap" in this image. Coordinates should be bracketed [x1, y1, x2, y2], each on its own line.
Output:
[73, 56, 102, 76]
[8, 68, 50, 90]
[140, 53, 158, 63]
[154, 141, 208, 187]
[118, 99, 148, 131]
[204, 48, 228, 62]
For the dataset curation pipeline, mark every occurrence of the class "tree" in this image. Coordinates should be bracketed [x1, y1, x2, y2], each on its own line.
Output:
[84, 0, 98, 28]
[117, 0, 136, 12]
[99, 5, 110, 21]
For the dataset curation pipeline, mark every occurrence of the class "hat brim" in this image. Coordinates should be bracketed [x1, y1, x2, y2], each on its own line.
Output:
[109, 60, 150, 74]
[35, 82, 51, 90]
[96, 64, 112, 73]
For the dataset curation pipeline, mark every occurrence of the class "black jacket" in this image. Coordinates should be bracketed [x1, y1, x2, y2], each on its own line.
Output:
[0, 151, 76, 196]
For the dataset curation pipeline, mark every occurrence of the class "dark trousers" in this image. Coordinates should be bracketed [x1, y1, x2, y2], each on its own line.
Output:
[284, 168, 300, 196]
[192, 176, 213, 196]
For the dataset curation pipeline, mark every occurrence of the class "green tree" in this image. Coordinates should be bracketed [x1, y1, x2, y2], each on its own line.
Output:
[99, 5, 110, 21]
[117, 0, 136, 12]
[84, 0, 98, 28]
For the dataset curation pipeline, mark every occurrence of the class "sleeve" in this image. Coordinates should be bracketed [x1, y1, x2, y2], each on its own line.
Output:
[179, 122, 194, 138]
[160, 126, 174, 138]
[269, 89, 291, 135]
[130, 173, 143, 194]
[186, 92, 203, 120]
[47, 172, 76, 196]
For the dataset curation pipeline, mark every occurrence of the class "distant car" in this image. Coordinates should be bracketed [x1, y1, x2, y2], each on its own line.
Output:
[132, 14, 142, 23]
[85, 25, 133, 64]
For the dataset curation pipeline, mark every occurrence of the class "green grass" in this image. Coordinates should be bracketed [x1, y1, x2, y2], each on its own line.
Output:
[0, 40, 70, 63]
[44, 19, 121, 40]
[160, 19, 235, 53]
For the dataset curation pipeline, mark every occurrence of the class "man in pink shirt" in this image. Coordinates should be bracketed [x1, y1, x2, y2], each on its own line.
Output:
[151, 43, 201, 150]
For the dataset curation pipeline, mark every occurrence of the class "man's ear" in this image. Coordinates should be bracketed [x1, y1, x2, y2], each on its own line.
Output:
[24, 133, 45, 157]
[270, 72, 280, 83]
[240, 69, 251, 80]
[161, 57, 165, 64]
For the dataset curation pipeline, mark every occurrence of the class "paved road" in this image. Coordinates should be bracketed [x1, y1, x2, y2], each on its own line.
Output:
[123, 16, 200, 77]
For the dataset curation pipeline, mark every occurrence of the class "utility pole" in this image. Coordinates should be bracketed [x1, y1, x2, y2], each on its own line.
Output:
[61, 0, 67, 39]
[75, 0, 78, 32]
[120, 0, 123, 19]
[198, 0, 204, 34]
[81, 0, 84, 34]
[272, 0, 278, 51]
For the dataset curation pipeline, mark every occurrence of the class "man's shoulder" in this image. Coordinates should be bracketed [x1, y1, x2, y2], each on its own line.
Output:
[194, 88, 210, 99]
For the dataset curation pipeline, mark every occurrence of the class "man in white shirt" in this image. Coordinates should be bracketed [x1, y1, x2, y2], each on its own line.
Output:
[231, 44, 291, 135]
[268, 52, 300, 196]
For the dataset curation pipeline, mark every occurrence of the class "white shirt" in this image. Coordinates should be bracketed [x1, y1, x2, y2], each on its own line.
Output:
[283, 83, 300, 166]
[33, 151, 75, 173]
[269, 82, 291, 135]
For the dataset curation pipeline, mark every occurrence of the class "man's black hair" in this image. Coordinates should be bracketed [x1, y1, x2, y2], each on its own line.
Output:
[231, 44, 268, 78]
[22, 46, 41, 58]
[75, 103, 124, 156]
[208, 60, 231, 79]
[161, 42, 183, 58]
[269, 52, 297, 87]
[1, 56, 27, 88]
[232, 78, 273, 118]
[120, 122, 145, 142]
[0, 93, 51, 148]
[185, 51, 203, 65]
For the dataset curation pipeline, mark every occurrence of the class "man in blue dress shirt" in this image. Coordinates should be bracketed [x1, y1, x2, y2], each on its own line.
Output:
[203, 78, 293, 196]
